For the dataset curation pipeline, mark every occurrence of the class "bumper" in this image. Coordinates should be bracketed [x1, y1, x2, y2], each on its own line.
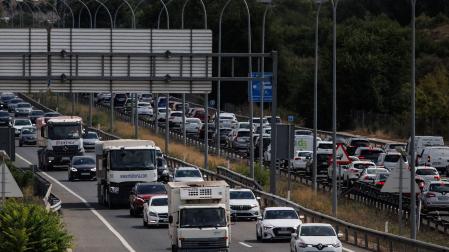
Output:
[179, 237, 229, 250]
[70, 170, 96, 180]
[231, 209, 260, 219]
[21, 139, 37, 145]
[262, 227, 295, 240]
[83, 143, 96, 149]
[297, 247, 342, 252]
[146, 215, 169, 225]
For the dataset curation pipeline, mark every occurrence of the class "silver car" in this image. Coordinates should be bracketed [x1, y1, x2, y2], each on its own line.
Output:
[421, 181, 449, 212]
[19, 126, 37, 146]
[83, 131, 101, 150]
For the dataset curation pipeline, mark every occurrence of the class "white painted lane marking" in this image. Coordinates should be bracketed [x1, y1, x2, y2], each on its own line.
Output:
[16, 153, 136, 252]
[343, 247, 355, 252]
[239, 242, 252, 248]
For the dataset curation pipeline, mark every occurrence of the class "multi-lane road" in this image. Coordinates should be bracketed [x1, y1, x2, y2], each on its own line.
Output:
[14, 144, 364, 252]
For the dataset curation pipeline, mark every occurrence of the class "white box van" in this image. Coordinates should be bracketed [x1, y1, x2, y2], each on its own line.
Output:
[407, 136, 444, 163]
[418, 146, 449, 175]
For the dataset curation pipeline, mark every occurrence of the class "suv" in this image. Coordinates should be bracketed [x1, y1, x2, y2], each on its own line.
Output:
[418, 146, 449, 175]
[113, 93, 128, 108]
[354, 147, 384, 163]
[229, 189, 261, 220]
[129, 182, 167, 216]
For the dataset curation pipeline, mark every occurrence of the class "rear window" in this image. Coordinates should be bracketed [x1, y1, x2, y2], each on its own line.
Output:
[171, 112, 182, 117]
[429, 183, 449, 193]
[298, 152, 312, 158]
[137, 184, 166, 194]
[31, 110, 44, 115]
[384, 155, 400, 162]
[354, 163, 374, 169]
[416, 169, 437, 176]
[318, 143, 333, 149]
[360, 149, 383, 161]
[17, 103, 31, 108]
[351, 140, 369, 147]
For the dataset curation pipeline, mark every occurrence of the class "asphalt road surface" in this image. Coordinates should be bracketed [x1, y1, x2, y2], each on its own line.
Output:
[14, 145, 366, 252]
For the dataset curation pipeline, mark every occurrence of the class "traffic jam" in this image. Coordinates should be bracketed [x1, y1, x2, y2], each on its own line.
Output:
[3, 91, 449, 251]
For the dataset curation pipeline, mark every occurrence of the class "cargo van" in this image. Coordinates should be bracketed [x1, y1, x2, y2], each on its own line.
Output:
[407, 136, 444, 163]
[418, 146, 449, 175]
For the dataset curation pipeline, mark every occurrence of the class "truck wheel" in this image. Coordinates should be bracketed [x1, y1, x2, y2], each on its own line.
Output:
[68, 174, 74, 182]
[171, 245, 178, 252]
[19, 141, 23, 147]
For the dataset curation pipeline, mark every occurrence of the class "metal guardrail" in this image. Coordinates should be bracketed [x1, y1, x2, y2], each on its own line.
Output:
[216, 166, 263, 191]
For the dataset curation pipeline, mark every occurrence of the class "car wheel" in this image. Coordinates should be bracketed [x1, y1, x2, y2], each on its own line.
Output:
[130, 206, 135, 216]
[19, 141, 23, 147]
[143, 218, 148, 227]
[256, 228, 262, 241]
[68, 173, 74, 182]
[171, 245, 178, 252]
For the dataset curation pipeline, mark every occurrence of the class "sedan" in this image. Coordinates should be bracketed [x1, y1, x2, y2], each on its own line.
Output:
[358, 168, 389, 184]
[230, 189, 261, 220]
[129, 182, 167, 216]
[13, 118, 32, 136]
[290, 223, 343, 252]
[173, 167, 204, 182]
[14, 102, 32, 117]
[415, 166, 440, 184]
[83, 131, 101, 150]
[256, 207, 302, 241]
[421, 181, 449, 212]
[292, 151, 312, 171]
[68, 156, 96, 181]
[182, 117, 202, 135]
[19, 126, 37, 146]
[142, 195, 169, 227]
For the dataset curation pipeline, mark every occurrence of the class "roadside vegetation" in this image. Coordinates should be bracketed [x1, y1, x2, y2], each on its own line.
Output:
[34, 93, 449, 247]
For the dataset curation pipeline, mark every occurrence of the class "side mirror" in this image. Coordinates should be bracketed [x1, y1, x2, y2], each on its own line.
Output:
[299, 215, 305, 220]
[337, 233, 344, 238]
[256, 196, 261, 201]
[291, 233, 297, 239]
[168, 215, 173, 224]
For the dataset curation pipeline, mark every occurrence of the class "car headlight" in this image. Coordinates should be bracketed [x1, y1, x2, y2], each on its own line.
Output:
[70, 167, 77, 172]
[109, 186, 119, 194]
[250, 204, 259, 208]
[331, 241, 341, 248]
[90, 167, 96, 172]
[162, 170, 169, 175]
[149, 211, 158, 217]
[263, 225, 273, 230]
[298, 242, 308, 248]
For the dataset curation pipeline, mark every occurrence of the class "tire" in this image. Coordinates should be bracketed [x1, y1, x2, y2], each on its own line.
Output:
[171, 245, 178, 252]
[143, 217, 148, 227]
[19, 141, 23, 147]
[107, 192, 114, 209]
[256, 229, 262, 241]
[68, 174, 74, 182]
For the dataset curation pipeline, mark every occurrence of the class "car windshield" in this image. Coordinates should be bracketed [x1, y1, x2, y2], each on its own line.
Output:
[296, 130, 312, 135]
[300, 226, 336, 237]
[175, 169, 201, 178]
[360, 149, 383, 161]
[45, 112, 60, 117]
[17, 103, 31, 108]
[73, 157, 95, 166]
[137, 184, 166, 194]
[180, 208, 226, 228]
[159, 108, 167, 113]
[352, 140, 369, 147]
[220, 129, 232, 135]
[367, 169, 386, 174]
[21, 128, 36, 134]
[416, 169, 437, 175]
[429, 183, 449, 193]
[239, 123, 250, 129]
[151, 198, 168, 206]
[138, 103, 150, 107]
[110, 149, 156, 171]
[14, 120, 31, 126]
[316, 154, 330, 162]
[384, 154, 406, 162]
[48, 124, 81, 139]
[84, 132, 98, 139]
[230, 191, 255, 199]
[298, 152, 312, 157]
[31, 110, 44, 116]
[264, 210, 298, 219]
[389, 144, 405, 150]
[237, 131, 250, 137]
[0, 111, 9, 116]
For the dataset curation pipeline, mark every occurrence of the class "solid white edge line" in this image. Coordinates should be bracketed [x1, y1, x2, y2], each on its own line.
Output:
[343, 247, 355, 252]
[16, 153, 136, 252]
[239, 242, 252, 248]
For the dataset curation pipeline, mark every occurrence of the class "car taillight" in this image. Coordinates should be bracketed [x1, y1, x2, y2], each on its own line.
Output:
[136, 197, 144, 204]
[434, 176, 440, 180]
[364, 176, 370, 180]
[359, 156, 365, 160]
[376, 181, 385, 186]
[426, 193, 436, 198]
[294, 157, 300, 160]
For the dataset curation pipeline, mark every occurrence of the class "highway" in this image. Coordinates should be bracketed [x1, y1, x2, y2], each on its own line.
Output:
[14, 145, 364, 252]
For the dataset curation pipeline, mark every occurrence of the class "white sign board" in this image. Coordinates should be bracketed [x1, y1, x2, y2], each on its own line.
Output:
[336, 143, 350, 162]
[381, 163, 420, 193]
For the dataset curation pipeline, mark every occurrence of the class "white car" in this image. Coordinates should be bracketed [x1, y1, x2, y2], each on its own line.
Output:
[156, 107, 171, 122]
[142, 195, 169, 227]
[317, 141, 333, 154]
[82, 131, 101, 150]
[415, 166, 440, 184]
[168, 111, 183, 129]
[256, 207, 302, 241]
[290, 223, 343, 252]
[217, 112, 238, 128]
[137, 102, 153, 116]
[14, 102, 32, 117]
[358, 168, 389, 184]
[292, 151, 312, 171]
[182, 117, 202, 135]
[377, 152, 408, 171]
[250, 117, 269, 132]
[13, 118, 32, 136]
[173, 167, 204, 182]
[342, 161, 376, 182]
[230, 189, 261, 220]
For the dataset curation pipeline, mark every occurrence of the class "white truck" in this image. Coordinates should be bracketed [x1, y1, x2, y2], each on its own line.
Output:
[407, 136, 444, 164]
[36, 116, 84, 170]
[96, 139, 158, 208]
[167, 181, 231, 252]
[294, 135, 314, 153]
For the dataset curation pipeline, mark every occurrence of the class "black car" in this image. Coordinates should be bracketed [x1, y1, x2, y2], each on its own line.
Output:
[0, 110, 11, 126]
[114, 93, 128, 108]
[29, 110, 45, 124]
[157, 157, 170, 183]
[68, 156, 96, 181]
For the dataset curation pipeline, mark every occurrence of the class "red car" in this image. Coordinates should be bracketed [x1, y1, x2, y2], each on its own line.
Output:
[129, 182, 167, 217]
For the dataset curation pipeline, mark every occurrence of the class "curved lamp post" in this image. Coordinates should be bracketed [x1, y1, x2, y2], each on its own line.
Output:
[94, 0, 135, 28]
[113, 0, 137, 28]
[218, 0, 253, 176]
[156, 0, 170, 29]
[181, 0, 207, 29]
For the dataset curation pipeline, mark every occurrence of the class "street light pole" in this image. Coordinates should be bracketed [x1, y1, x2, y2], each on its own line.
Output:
[313, 0, 325, 193]
[331, 0, 339, 217]
[410, 0, 417, 240]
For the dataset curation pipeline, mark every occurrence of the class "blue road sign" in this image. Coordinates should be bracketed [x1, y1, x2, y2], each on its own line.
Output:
[248, 72, 272, 102]
[288, 115, 294, 122]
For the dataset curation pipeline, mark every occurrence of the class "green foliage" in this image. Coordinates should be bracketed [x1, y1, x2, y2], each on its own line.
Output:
[6, 162, 34, 189]
[0, 200, 72, 252]
[233, 163, 269, 187]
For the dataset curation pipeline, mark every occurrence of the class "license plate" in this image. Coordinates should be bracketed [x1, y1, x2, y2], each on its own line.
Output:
[438, 196, 449, 200]
[159, 219, 168, 222]
[81, 172, 90, 176]
[278, 231, 291, 234]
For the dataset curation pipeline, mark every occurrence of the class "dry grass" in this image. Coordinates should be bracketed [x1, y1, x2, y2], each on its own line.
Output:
[347, 127, 405, 142]
[37, 93, 449, 247]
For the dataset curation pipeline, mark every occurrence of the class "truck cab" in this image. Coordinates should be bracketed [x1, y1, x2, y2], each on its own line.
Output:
[167, 181, 231, 252]
[37, 116, 84, 170]
[96, 139, 158, 208]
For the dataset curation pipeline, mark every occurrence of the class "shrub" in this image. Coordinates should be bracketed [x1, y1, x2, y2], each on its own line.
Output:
[233, 163, 269, 187]
[0, 200, 72, 252]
